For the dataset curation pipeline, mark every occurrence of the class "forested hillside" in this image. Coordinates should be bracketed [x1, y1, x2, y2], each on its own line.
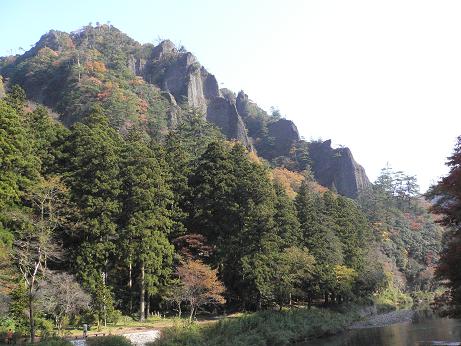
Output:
[0, 24, 446, 343]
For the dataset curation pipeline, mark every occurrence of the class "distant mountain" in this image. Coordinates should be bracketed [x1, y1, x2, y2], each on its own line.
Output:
[0, 24, 371, 198]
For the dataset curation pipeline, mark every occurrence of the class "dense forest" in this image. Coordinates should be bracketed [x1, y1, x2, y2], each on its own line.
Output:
[0, 24, 452, 344]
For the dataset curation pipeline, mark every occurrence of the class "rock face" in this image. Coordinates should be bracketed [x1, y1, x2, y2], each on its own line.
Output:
[267, 119, 300, 158]
[161, 92, 180, 128]
[147, 42, 220, 115]
[235, 90, 250, 117]
[0, 77, 5, 99]
[206, 97, 252, 149]
[309, 140, 371, 198]
[148, 41, 254, 148]
[145, 43, 372, 197]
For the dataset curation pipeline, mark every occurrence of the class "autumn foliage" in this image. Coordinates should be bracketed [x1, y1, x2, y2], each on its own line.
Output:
[177, 260, 225, 321]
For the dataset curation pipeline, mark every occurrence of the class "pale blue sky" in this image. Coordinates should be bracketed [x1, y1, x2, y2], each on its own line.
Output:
[2, 0, 460, 191]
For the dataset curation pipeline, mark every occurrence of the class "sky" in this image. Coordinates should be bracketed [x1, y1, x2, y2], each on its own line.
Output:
[2, 0, 460, 192]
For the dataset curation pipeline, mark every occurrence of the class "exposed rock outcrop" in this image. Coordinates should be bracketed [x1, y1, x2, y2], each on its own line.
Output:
[0, 76, 5, 99]
[309, 140, 371, 198]
[151, 39, 177, 60]
[147, 42, 220, 115]
[236, 90, 249, 117]
[206, 97, 252, 149]
[162, 92, 180, 128]
[267, 119, 300, 159]
[147, 41, 254, 147]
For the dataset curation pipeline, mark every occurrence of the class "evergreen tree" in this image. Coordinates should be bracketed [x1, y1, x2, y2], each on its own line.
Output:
[61, 108, 123, 317]
[0, 100, 39, 210]
[190, 141, 278, 308]
[273, 183, 301, 247]
[4, 84, 27, 115]
[429, 135, 461, 315]
[25, 106, 69, 176]
[119, 132, 174, 320]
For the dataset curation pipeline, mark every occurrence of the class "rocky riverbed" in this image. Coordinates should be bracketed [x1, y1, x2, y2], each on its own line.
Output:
[349, 309, 415, 329]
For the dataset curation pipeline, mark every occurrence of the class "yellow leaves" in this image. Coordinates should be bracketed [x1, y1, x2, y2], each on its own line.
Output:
[247, 150, 262, 164]
[334, 265, 357, 289]
[271, 168, 305, 199]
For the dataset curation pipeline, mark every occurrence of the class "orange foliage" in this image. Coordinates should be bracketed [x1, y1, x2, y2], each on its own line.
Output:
[138, 99, 149, 115]
[403, 213, 424, 231]
[130, 77, 145, 86]
[271, 168, 305, 199]
[138, 114, 148, 123]
[37, 47, 59, 57]
[177, 260, 225, 317]
[85, 60, 107, 74]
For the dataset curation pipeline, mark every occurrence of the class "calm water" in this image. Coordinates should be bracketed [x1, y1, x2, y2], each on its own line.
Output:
[305, 311, 461, 346]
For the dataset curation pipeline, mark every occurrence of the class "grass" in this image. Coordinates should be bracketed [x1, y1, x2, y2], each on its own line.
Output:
[149, 306, 361, 346]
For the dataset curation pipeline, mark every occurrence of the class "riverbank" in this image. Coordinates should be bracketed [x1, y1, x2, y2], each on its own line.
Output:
[349, 309, 415, 329]
[148, 307, 361, 346]
[69, 331, 161, 346]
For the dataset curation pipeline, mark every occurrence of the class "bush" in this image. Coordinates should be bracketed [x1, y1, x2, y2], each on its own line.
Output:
[87, 335, 133, 346]
[35, 317, 54, 338]
[375, 287, 413, 308]
[0, 316, 15, 333]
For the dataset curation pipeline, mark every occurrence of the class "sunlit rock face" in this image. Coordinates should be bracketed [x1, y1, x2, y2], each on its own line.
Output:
[309, 140, 371, 198]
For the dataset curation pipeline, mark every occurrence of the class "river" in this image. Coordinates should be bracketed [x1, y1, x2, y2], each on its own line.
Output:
[305, 310, 461, 346]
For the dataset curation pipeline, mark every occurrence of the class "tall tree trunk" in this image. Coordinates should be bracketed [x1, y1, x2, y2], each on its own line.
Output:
[307, 292, 312, 309]
[128, 261, 132, 315]
[324, 291, 329, 305]
[146, 294, 150, 319]
[102, 272, 107, 327]
[140, 263, 145, 322]
[29, 287, 35, 343]
[289, 292, 292, 306]
[189, 306, 195, 322]
[178, 302, 182, 318]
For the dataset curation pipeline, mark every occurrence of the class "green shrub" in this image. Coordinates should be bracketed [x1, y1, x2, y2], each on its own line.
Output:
[87, 335, 133, 346]
[35, 317, 54, 338]
[0, 316, 15, 333]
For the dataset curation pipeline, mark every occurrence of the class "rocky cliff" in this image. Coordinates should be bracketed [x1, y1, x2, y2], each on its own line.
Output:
[0, 25, 372, 199]
[308, 140, 371, 198]
[143, 40, 252, 149]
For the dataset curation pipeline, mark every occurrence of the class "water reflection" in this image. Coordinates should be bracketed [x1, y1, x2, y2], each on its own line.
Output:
[304, 311, 461, 346]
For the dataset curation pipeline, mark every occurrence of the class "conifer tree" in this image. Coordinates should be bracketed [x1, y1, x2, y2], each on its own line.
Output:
[61, 108, 123, 318]
[119, 131, 174, 320]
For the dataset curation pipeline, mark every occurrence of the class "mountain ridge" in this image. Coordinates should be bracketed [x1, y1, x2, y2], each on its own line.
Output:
[0, 24, 371, 198]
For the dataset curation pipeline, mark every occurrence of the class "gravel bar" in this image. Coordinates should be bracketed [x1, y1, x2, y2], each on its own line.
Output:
[349, 309, 415, 329]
